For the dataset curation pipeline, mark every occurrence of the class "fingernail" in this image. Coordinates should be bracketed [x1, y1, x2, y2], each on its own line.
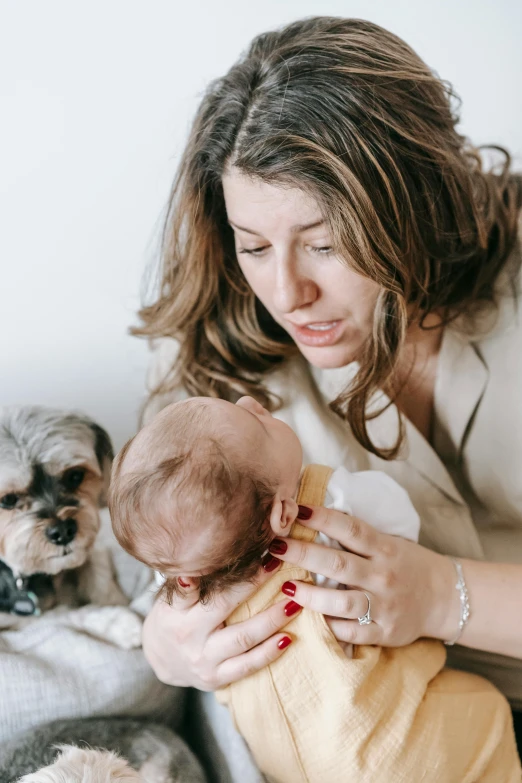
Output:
[284, 600, 301, 617]
[178, 577, 190, 588]
[277, 635, 292, 650]
[282, 581, 296, 597]
[261, 553, 281, 572]
[269, 538, 287, 556]
[297, 505, 313, 520]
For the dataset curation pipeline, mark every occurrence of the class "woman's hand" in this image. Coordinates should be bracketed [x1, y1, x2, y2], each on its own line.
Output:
[142, 568, 299, 690]
[268, 505, 458, 647]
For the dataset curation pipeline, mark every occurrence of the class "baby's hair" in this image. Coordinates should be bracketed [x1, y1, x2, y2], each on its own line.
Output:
[109, 399, 276, 603]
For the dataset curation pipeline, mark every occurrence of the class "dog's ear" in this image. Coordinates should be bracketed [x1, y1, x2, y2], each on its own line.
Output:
[90, 422, 114, 507]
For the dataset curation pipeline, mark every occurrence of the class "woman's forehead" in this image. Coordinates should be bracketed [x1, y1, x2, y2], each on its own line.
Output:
[222, 170, 323, 231]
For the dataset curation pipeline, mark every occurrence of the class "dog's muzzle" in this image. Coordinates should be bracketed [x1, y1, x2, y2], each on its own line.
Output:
[45, 518, 78, 546]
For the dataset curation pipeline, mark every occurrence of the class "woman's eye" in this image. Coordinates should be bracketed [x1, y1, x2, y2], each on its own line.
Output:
[309, 246, 333, 255]
[237, 246, 269, 257]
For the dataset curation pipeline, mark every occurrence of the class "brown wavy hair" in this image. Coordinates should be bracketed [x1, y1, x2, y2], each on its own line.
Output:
[135, 16, 522, 458]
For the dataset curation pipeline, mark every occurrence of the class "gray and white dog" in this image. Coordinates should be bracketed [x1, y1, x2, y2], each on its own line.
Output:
[0, 718, 206, 783]
[0, 408, 180, 781]
[0, 405, 142, 647]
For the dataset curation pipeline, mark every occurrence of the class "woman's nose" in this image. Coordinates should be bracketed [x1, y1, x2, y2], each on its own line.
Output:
[272, 259, 318, 315]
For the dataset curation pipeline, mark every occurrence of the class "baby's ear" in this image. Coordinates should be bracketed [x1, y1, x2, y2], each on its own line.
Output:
[269, 495, 298, 536]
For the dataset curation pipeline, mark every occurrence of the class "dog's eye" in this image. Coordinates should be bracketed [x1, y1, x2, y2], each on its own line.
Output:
[0, 493, 19, 510]
[62, 469, 86, 490]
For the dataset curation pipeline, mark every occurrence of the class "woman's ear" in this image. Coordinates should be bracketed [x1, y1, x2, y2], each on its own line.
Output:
[269, 495, 298, 536]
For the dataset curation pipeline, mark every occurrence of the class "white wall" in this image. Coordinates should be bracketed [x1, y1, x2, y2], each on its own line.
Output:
[1, 0, 521, 449]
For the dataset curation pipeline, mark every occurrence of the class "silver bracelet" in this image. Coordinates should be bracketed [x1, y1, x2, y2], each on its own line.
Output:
[444, 557, 471, 646]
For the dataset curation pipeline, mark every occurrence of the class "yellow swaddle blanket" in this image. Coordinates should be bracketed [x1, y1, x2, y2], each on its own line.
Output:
[217, 465, 520, 783]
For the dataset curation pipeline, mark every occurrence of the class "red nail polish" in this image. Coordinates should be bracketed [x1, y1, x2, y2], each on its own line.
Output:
[178, 577, 190, 588]
[277, 635, 292, 650]
[282, 581, 296, 597]
[284, 600, 301, 617]
[269, 539, 287, 556]
[297, 505, 313, 520]
[261, 553, 280, 572]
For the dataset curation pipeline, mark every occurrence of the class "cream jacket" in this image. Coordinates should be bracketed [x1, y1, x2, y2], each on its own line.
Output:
[144, 239, 522, 707]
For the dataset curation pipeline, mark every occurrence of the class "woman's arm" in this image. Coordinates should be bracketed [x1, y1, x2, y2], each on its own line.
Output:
[268, 505, 522, 659]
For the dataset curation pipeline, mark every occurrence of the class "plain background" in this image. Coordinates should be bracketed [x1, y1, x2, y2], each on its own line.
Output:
[1, 0, 521, 449]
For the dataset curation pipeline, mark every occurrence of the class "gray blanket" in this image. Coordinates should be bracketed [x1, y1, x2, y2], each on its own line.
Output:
[0, 510, 185, 744]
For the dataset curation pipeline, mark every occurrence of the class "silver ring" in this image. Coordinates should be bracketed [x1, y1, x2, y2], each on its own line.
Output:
[358, 592, 373, 625]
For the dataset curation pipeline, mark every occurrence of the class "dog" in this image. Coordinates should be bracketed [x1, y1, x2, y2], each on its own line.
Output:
[0, 717, 207, 783]
[0, 406, 142, 648]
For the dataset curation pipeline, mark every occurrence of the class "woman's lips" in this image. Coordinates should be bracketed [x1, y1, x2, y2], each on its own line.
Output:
[288, 320, 345, 347]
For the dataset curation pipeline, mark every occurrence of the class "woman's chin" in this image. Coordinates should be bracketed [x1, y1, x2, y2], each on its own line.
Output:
[298, 343, 358, 370]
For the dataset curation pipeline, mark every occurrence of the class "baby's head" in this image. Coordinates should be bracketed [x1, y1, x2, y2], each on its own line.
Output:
[109, 396, 303, 602]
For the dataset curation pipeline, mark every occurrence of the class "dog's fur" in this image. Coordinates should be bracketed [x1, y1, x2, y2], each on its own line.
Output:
[17, 746, 142, 783]
[0, 718, 206, 783]
[0, 406, 142, 648]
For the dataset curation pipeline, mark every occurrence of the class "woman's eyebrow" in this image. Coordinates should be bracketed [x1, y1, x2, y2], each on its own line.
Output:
[228, 219, 324, 235]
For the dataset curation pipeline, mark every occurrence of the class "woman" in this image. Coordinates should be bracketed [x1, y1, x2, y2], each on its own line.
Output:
[136, 16, 522, 776]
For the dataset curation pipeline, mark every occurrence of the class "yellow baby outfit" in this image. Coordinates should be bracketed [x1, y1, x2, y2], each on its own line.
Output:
[217, 465, 521, 783]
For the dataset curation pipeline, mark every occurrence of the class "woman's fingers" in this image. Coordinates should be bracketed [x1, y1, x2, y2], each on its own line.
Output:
[325, 616, 382, 646]
[296, 505, 382, 557]
[280, 582, 370, 620]
[269, 537, 372, 588]
[154, 565, 284, 655]
[210, 597, 302, 663]
[215, 630, 294, 689]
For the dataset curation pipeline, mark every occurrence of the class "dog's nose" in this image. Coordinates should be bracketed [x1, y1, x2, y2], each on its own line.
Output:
[45, 518, 78, 546]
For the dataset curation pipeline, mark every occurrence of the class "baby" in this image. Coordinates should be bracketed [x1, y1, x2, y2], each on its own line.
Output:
[109, 396, 520, 783]
[109, 395, 419, 612]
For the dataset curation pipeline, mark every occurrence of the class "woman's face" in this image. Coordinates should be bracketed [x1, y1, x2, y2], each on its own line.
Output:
[222, 168, 381, 369]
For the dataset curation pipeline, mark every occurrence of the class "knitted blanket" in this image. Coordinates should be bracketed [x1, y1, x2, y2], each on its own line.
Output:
[0, 510, 185, 744]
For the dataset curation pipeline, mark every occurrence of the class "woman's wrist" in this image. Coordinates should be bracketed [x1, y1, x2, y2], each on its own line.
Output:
[449, 559, 522, 658]
[422, 555, 522, 657]
[422, 550, 462, 642]
[443, 559, 471, 646]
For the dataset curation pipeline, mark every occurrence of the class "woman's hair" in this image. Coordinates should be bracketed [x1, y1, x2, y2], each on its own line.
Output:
[135, 16, 522, 459]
